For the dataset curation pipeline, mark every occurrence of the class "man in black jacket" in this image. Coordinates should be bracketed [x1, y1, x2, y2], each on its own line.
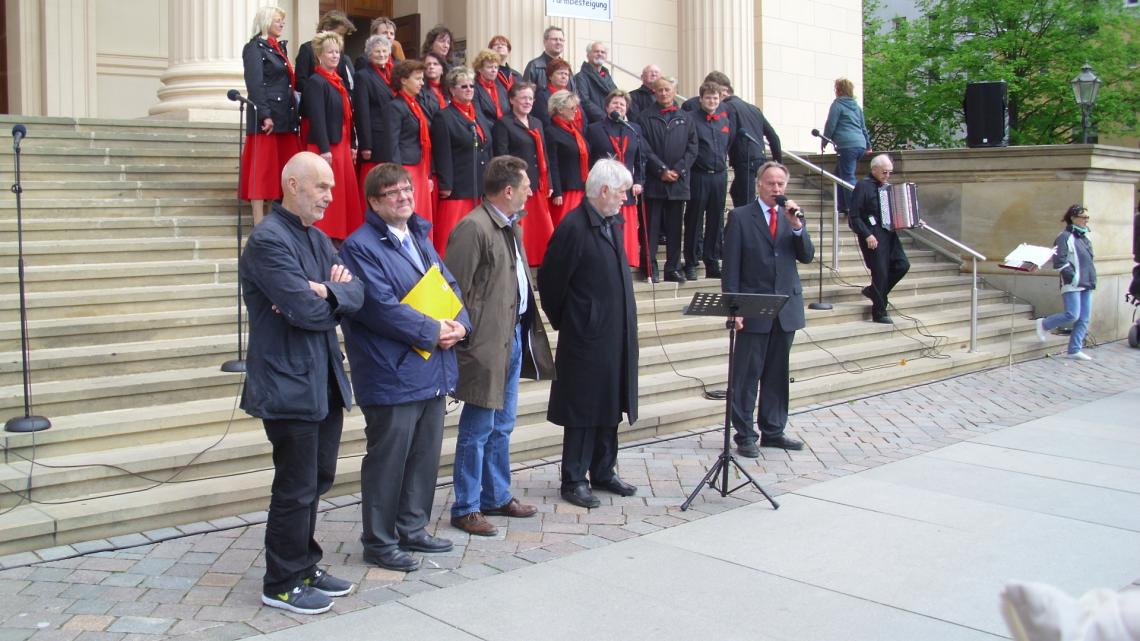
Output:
[684, 82, 734, 280]
[708, 74, 783, 208]
[848, 154, 909, 324]
[524, 26, 574, 91]
[574, 41, 615, 122]
[628, 64, 662, 120]
[240, 152, 364, 615]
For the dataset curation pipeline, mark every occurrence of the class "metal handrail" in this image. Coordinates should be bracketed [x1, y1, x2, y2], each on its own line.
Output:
[783, 150, 986, 352]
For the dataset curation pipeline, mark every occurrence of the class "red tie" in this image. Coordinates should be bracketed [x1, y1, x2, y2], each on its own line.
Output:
[769, 208, 778, 240]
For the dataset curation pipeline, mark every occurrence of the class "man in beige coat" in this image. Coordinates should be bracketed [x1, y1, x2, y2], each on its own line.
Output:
[443, 155, 556, 536]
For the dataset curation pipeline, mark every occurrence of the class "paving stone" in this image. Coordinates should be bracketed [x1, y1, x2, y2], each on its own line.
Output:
[105, 617, 173, 635]
[195, 574, 240, 588]
[60, 616, 113, 632]
[193, 605, 258, 623]
[124, 559, 174, 577]
[98, 575, 144, 588]
[62, 601, 112, 616]
[140, 528, 183, 543]
[35, 547, 77, 563]
[26, 630, 81, 641]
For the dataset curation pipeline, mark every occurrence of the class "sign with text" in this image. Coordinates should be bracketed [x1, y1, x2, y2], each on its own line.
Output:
[546, 0, 613, 22]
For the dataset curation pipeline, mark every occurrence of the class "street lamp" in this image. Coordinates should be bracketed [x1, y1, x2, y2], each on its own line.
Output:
[1070, 63, 1102, 144]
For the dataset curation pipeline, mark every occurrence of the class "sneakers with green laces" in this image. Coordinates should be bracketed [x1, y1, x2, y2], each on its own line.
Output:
[261, 584, 332, 615]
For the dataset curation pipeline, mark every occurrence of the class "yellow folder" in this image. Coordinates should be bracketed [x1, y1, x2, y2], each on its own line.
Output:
[400, 264, 463, 360]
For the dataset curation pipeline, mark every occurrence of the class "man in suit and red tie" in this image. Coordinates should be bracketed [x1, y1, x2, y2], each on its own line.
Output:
[721, 161, 814, 458]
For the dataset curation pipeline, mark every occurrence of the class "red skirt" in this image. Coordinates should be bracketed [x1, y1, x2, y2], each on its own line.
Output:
[619, 203, 641, 268]
[433, 197, 478, 257]
[520, 191, 554, 267]
[358, 160, 381, 203]
[404, 161, 435, 241]
[306, 123, 362, 241]
[239, 132, 300, 201]
[550, 189, 584, 228]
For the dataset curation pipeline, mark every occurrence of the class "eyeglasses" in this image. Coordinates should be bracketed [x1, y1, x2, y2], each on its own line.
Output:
[1074, 214, 1090, 220]
[454, 83, 474, 89]
[378, 185, 414, 199]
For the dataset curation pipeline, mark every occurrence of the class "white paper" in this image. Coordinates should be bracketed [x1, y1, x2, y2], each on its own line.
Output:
[1002, 243, 1055, 268]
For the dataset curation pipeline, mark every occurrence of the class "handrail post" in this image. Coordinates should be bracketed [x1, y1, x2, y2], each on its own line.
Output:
[831, 196, 839, 270]
[970, 257, 978, 353]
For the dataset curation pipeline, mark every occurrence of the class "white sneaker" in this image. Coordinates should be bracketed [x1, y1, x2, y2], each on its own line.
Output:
[1034, 318, 1047, 342]
[1064, 351, 1092, 361]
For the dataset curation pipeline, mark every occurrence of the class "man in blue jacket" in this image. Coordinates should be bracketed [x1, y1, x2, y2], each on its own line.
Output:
[240, 151, 364, 615]
[339, 163, 471, 573]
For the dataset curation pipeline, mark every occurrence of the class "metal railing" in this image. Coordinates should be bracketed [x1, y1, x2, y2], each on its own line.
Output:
[783, 150, 987, 352]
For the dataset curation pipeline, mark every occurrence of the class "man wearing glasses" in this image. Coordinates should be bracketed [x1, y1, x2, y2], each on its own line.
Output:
[339, 164, 471, 573]
[848, 154, 910, 324]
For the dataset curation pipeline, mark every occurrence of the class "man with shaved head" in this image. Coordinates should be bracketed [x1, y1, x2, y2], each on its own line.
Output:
[240, 151, 364, 615]
[629, 63, 663, 119]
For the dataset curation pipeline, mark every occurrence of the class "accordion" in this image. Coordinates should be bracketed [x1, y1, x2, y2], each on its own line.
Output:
[881, 182, 920, 231]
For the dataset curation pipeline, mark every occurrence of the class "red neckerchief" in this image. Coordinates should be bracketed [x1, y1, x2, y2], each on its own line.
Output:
[497, 69, 515, 91]
[315, 65, 351, 124]
[572, 106, 585, 132]
[400, 89, 432, 166]
[428, 80, 447, 108]
[706, 110, 726, 122]
[608, 130, 629, 163]
[477, 76, 503, 119]
[552, 114, 588, 184]
[373, 61, 392, 89]
[521, 118, 551, 195]
[547, 82, 565, 97]
[452, 101, 485, 144]
[267, 38, 295, 88]
[660, 105, 678, 114]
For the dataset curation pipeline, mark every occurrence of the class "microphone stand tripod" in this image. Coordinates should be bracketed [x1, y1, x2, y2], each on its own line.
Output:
[221, 98, 249, 373]
[5, 125, 51, 435]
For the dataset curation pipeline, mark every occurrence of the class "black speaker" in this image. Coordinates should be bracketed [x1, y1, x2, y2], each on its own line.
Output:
[964, 81, 1008, 148]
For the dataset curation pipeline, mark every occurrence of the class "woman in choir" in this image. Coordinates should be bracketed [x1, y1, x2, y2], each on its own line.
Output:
[300, 30, 362, 241]
[240, 5, 300, 225]
[420, 25, 453, 66]
[430, 67, 494, 256]
[585, 89, 645, 269]
[294, 10, 355, 97]
[353, 35, 395, 192]
[532, 58, 574, 125]
[420, 51, 450, 116]
[472, 48, 510, 124]
[492, 82, 560, 266]
[545, 90, 589, 227]
[488, 35, 522, 89]
[386, 60, 435, 231]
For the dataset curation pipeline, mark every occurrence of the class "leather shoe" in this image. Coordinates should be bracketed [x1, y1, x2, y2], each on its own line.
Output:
[663, 270, 687, 284]
[683, 265, 698, 281]
[450, 512, 498, 536]
[363, 548, 420, 572]
[561, 484, 601, 508]
[871, 315, 893, 324]
[705, 262, 722, 278]
[398, 532, 454, 553]
[736, 441, 760, 458]
[760, 434, 804, 451]
[861, 286, 874, 300]
[482, 498, 538, 518]
[592, 476, 637, 497]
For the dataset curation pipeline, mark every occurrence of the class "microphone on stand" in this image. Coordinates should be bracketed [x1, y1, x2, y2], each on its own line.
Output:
[12, 124, 27, 150]
[227, 89, 257, 109]
[609, 110, 638, 134]
[811, 128, 833, 152]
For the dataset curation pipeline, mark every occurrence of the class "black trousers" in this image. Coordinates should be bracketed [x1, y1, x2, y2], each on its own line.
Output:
[262, 403, 344, 594]
[729, 320, 794, 444]
[560, 425, 619, 489]
[644, 198, 684, 274]
[730, 158, 764, 208]
[859, 229, 910, 318]
[360, 397, 445, 554]
[686, 170, 728, 266]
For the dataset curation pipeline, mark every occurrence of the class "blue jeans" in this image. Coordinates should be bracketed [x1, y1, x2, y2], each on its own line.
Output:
[451, 323, 522, 517]
[1042, 289, 1092, 354]
[835, 147, 864, 213]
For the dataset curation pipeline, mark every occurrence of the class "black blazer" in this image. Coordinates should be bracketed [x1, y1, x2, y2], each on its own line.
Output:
[586, 118, 645, 205]
[638, 107, 698, 201]
[691, 105, 735, 172]
[474, 77, 510, 124]
[544, 121, 589, 193]
[353, 64, 395, 162]
[242, 37, 299, 135]
[723, 95, 782, 165]
[420, 84, 448, 118]
[628, 85, 656, 121]
[532, 87, 597, 127]
[302, 73, 349, 153]
[430, 104, 493, 199]
[386, 95, 429, 165]
[721, 201, 814, 333]
[295, 41, 353, 99]
[573, 62, 612, 122]
[492, 114, 561, 197]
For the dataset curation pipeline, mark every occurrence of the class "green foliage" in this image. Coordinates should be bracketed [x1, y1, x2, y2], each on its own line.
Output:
[863, 0, 1140, 148]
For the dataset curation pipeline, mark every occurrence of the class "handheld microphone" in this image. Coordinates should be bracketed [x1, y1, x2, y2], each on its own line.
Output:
[226, 89, 256, 108]
[11, 124, 27, 149]
[774, 194, 804, 219]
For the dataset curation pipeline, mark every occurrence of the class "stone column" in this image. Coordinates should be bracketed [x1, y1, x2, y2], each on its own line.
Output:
[6, 0, 97, 118]
[677, 0, 754, 102]
[466, 0, 563, 76]
[149, 0, 268, 120]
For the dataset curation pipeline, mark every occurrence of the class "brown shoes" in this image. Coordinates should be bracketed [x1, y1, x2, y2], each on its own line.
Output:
[482, 498, 538, 518]
[450, 512, 498, 537]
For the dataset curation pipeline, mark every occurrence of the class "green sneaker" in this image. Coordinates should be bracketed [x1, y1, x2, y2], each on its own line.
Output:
[261, 584, 332, 615]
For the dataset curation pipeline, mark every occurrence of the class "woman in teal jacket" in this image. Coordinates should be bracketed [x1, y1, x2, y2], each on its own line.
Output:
[823, 78, 872, 214]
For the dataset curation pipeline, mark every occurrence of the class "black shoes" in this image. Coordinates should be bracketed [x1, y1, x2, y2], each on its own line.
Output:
[592, 476, 637, 497]
[663, 270, 687, 284]
[363, 547, 420, 572]
[683, 265, 699, 281]
[760, 435, 805, 451]
[398, 532, 454, 553]
[561, 483, 601, 508]
[736, 441, 760, 458]
[861, 286, 874, 300]
[871, 315, 893, 324]
[705, 262, 722, 278]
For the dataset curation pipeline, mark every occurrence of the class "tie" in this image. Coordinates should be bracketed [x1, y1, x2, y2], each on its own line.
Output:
[401, 234, 426, 273]
[768, 207, 778, 240]
[599, 217, 615, 246]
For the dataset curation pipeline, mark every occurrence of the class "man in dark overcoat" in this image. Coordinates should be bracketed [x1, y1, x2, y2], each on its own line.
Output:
[240, 151, 363, 615]
[722, 161, 814, 458]
[538, 159, 640, 509]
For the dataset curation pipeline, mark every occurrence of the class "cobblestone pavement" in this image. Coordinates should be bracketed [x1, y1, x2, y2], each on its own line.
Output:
[1, 342, 1137, 641]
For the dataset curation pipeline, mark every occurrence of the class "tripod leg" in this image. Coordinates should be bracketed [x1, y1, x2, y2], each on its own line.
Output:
[680, 455, 729, 511]
[727, 455, 780, 509]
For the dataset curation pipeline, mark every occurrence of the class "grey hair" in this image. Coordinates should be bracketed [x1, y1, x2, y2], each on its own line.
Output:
[586, 158, 633, 198]
[445, 65, 475, 88]
[547, 89, 579, 117]
[364, 35, 391, 58]
[870, 153, 892, 170]
[586, 41, 606, 55]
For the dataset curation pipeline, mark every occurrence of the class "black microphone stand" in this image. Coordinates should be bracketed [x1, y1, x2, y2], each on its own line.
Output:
[807, 131, 833, 311]
[5, 125, 51, 435]
[221, 97, 248, 373]
[470, 121, 480, 205]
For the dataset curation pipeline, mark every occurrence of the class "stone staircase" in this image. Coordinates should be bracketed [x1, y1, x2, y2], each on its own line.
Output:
[0, 115, 1063, 555]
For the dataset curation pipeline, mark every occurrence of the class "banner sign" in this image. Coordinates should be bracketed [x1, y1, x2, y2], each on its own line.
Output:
[546, 0, 613, 22]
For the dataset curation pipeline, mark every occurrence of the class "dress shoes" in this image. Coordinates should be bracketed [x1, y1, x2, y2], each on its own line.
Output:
[482, 497, 538, 518]
[398, 532, 454, 553]
[871, 315, 893, 324]
[861, 286, 874, 301]
[663, 270, 687, 284]
[736, 441, 760, 458]
[561, 483, 601, 509]
[760, 434, 804, 451]
[683, 265, 699, 281]
[705, 262, 722, 279]
[363, 548, 420, 572]
[592, 476, 637, 497]
[450, 512, 498, 537]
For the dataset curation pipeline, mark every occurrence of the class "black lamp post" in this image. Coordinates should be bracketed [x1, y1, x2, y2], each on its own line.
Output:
[1070, 63, 1102, 144]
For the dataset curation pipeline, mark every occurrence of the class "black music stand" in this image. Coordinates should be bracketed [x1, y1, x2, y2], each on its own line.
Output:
[680, 291, 786, 511]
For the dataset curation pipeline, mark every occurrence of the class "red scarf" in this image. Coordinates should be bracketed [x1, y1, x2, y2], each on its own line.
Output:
[452, 101, 485, 144]
[315, 65, 351, 125]
[521, 119, 551, 194]
[660, 105, 678, 114]
[373, 61, 392, 89]
[400, 89, 432, 167]
[267, 38, 295, 88]
[552, 114, 588, 184]
[608, 131, 629, 163]
[477, 76, 503, 119]
[547, 82, 567, 97]
[497, 69, 515, 91]
[428, 80, 447, 108]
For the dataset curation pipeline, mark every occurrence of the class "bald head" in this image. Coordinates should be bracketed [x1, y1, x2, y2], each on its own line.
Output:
[281, 152, 335, 227]
[641, 64, 661, 87]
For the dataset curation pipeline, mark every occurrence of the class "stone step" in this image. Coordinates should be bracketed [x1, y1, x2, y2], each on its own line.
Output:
[0, 163, 240, 183]
[0, 238, 234, 271]
[0, 258, 237, 295]
[12, 179, 236, 200]
[0, 147, 238, 172]
[0, 307, 237, 351]
[0, 216, 240, 243]
[0, 197, 246, 219]
[0, 281, 234, 323]
[15, 129, 237, 152]
[0, 114, 235, 136]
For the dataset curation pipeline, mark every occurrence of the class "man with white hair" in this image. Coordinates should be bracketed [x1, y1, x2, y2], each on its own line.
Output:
[575, 41, 615, 122]
[538, 159, 640, 509]
[848, 153, 910, 324]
